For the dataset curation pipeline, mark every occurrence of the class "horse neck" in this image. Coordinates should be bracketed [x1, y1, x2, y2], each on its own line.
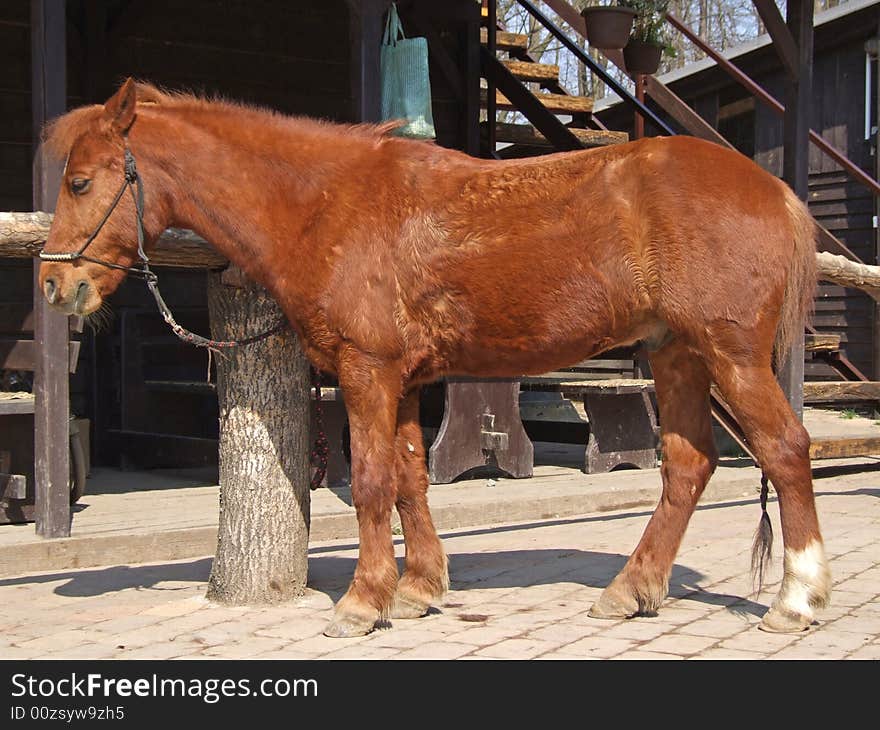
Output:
[138, 109, 362, 302]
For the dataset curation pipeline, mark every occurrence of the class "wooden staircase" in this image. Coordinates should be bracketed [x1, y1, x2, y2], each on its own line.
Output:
[479, 14, 628, 156]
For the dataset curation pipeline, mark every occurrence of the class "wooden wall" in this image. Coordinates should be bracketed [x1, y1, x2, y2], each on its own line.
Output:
[1, 0, 357, 465]
[751, 28, 878, 380]
[1, 0, 478, 467]
[598, 4, 880, 380]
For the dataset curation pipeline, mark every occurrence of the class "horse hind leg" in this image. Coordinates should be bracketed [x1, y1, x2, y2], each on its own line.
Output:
[590, 339, 718, 618]
[707, 352, 830, 632]
[390, 388, 448, 619]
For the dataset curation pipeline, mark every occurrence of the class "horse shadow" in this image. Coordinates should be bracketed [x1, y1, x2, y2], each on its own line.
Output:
[0, 542, 766, 621]
[306, 548, 767, 619]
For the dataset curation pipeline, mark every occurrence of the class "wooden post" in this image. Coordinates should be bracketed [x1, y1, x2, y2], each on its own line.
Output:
[206, 272, 311, 604]
[870, 38, 880, 384]
[634, 74, 645, 139]
[778, 0, 813, 421]
[349, 0, 389, 123]
[31, 0, 71, 538]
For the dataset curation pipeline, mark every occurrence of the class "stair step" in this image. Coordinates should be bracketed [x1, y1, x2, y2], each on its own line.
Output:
[803, 381, 880, 403]
[502, 59, 559, 84]
[805, 333, 841, 353]
[810, 436, 880, 459]
[480, 28, 529, 52]
[492, 122, 629, 148]
[480, 88, 593, 114]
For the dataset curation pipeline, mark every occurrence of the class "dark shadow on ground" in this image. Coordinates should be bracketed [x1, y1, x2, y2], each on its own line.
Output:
[0, 545, 765, 621]
[0, 558, 214, 596]
[13, 486, 851, 617]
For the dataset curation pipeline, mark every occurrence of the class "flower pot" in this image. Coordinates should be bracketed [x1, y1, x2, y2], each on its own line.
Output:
[581, 7, 637, 50]
[623, 38, 663, 75]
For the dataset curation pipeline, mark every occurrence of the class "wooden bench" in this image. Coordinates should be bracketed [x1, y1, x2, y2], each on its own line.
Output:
[0, 300, 88, 523]
[520, 352, 659, 474]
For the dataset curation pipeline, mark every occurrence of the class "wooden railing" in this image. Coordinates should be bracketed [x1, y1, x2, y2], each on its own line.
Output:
[665, 12, 880, 200]
[534, 0, 865, 264]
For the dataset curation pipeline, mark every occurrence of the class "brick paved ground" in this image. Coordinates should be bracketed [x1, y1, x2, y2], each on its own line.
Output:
[1, 467, 878, 660]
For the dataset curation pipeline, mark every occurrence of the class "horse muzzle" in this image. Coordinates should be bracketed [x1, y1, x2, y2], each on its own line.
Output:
[39, 266, 102, 315]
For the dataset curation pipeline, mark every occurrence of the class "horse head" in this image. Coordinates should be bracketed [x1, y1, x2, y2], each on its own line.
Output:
[39, 78, 164, 315]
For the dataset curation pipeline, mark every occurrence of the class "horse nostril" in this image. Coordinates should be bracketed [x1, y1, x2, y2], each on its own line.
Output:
[75, 280, 90, 304]
[44, 278, 57, 304]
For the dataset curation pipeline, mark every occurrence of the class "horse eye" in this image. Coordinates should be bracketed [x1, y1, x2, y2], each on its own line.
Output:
[70, 178, 91, 195]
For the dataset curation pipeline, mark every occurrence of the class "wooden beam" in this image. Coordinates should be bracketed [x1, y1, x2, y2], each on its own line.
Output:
[816, 251, 880, 301]
[0, 212, 229, 268]
[751, 0, 799, 81]
[810, 437, 880, 460]
[31, 0, 71, 539]
[348, 0, 389, 123]
[804, 381, 880, 403]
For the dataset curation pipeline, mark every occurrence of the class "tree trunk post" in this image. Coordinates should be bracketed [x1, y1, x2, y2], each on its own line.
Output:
[205, 270, 310, 604]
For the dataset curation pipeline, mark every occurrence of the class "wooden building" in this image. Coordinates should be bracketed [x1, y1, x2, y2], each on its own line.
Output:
[2, 0, 863, 536]
[597, 0, 880, 381]
[0, 0, 479, 471]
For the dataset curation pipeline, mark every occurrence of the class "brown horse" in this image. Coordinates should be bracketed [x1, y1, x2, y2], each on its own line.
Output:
[39, 79, 830, 637]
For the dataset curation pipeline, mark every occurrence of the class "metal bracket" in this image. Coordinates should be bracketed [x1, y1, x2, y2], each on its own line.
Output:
[480, 412, 509, 452]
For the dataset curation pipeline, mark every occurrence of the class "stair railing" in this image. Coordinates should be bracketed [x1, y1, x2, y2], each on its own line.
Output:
[510, 0, 675, 135]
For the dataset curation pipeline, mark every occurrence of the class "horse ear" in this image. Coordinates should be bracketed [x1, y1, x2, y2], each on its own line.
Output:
[103, 78, 137, 135]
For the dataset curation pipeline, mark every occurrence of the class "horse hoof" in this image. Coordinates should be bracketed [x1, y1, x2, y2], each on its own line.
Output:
[323, 614, 377, 638]
[390, 593, 430, 620]
[758, 607, 812, 634]
[588, 585, 639, 620]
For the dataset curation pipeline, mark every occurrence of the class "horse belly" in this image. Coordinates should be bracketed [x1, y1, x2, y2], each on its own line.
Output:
[442, 255, 647, 378]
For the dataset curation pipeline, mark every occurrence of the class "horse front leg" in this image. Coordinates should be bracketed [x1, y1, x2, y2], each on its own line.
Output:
[390, 388, 448, 619]
[323, 358, 401, 638]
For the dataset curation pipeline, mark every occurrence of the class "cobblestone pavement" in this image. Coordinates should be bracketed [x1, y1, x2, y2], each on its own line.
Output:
[1, 467, 878, 660]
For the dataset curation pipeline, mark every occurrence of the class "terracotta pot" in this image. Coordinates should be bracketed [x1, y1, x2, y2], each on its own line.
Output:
[623, 38, 663, 75]
[581, 6, 637, 50]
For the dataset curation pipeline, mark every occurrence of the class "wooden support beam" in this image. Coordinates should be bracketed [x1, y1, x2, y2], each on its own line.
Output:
[778, 0, 814, 420]
[751, 0, 799, 81]
[348, 0, 389, 123]
[31, 0, 71, 538]
[0, 212, 229, 268]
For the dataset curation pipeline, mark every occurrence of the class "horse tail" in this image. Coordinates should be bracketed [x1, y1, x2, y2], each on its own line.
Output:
[750, 185, 816, 594]
[774, 184, 817, 368]
[751, 472, 774, 596]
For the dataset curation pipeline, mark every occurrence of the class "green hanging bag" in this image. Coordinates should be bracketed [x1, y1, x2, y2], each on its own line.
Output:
[380, 3, 436, 139]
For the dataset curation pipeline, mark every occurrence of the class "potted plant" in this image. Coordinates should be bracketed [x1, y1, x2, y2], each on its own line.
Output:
[620, 0, 675, 75]
[581, 2, 637, 50]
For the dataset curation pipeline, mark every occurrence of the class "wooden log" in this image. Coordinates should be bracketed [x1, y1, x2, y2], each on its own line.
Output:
[0, 211, 228, 268]
[4, 213, 880, 302]
[816, 251, 880, 302]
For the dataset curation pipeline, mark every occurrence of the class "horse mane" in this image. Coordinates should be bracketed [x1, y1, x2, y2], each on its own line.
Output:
[44, 80, 406, 160]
